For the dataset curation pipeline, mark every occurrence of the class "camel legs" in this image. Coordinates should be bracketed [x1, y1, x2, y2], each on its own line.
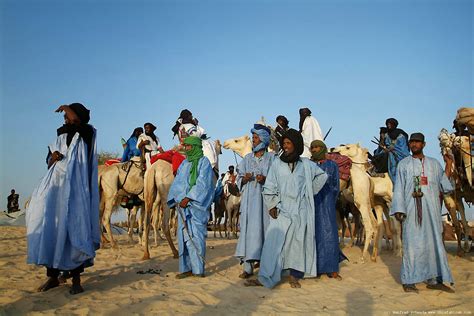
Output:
[127, 206, 140, 243]
[162, 206, 178, 258]
[444, 195, 466, 256]
[372, 204, 385, 262]
[454, 195, 472, 252]
[102, 198, 118, 249]
[357, 203, 376, 262]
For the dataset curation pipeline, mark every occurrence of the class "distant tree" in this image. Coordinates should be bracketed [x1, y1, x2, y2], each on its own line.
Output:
[98, 151, 120, 165]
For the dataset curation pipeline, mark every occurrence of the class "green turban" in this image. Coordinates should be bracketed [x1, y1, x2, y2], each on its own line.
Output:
[183, 136, 204, 188]
[310, 140, 328, 162]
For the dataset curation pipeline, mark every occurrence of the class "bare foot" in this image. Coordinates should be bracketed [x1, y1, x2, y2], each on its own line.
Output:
[239, 271, 253, 279]
[37, 277, 60, 292]
[175, 271, 193, 279]
[289, 275, 301, 288]
[328, 272, 342, 281]
[244, 279, 262, 287]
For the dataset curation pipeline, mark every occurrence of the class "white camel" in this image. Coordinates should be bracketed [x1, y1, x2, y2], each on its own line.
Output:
[439, 128, 472, 254]
[98, 159, 144, 248]
[333, 143, 400, 261]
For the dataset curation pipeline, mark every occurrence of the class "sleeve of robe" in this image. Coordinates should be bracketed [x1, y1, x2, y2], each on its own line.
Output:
[185, 157, 214, 210]
[390, 159, 408, 216]
[236, 154, 249, 191]
[262, 159, 281, 212]
[391, 134, 410, 162]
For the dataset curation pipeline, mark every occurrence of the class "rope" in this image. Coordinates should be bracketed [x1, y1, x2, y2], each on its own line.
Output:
[118, 161, 144, 196]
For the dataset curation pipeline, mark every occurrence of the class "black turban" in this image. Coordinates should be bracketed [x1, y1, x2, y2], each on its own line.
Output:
[385, 118, 398, 129]
[280, 128, 304, 163]
[69, 103, 90, 124]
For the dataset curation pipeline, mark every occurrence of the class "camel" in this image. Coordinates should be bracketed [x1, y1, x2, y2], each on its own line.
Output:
[98, 159, 144, 248]
[142, 159, 178, 260]
[332, 144, 399, 261]
[141, 140, 222, 260]
[456, 107, 474, 134]
[439, 128, 472, 255]
[213, 195, 227, 238]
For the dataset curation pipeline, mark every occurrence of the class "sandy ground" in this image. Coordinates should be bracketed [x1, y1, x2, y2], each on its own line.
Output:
[0, 226, 473, 315]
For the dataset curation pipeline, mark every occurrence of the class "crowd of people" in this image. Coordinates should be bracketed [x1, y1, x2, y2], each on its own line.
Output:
[24, 103, 457, 295]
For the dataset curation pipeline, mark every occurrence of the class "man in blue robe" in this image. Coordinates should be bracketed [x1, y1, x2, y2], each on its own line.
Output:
[167, 136, 214, 278]
[26, 103, 100, 295]
[374, 118, 410, 183]
[245, 129, 327, 288]
[391, 133, 455, 293]
[310, 140, 347, 280]
[235, 124, 275, 279]
[121, 127, 143, 162]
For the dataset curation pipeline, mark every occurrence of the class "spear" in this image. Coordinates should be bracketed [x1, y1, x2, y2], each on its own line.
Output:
[323, 127, 333, 141]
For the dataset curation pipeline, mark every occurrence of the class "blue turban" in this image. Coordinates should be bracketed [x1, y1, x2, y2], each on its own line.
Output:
[251, 124, 271, 152]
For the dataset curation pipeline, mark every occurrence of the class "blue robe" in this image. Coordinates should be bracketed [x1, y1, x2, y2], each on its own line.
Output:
[258, 158, 328, 288]
[26, 131, 100, 271]
[167, 157, 214, 275]
[314, 159, 347, 274]
[121, 136, 141, 162]
[375, 134, 410, 183]
[390, 156, 454, 285]
[235, 151, 275, 272]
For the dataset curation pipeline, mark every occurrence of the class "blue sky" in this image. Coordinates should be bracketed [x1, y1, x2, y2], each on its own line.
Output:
[0, 0, 472, 217]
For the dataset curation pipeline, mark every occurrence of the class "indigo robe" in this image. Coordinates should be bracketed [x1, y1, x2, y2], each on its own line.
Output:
[375, 134, 410, 183]
[314, 159, 347, 274]
[26, 131, 100, 271]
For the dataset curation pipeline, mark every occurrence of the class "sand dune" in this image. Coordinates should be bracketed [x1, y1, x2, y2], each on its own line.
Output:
[0, 226, 472, 315]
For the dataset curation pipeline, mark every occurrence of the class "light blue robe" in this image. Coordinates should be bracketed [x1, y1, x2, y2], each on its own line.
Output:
[375, 134, 410, 183]
[167, 157, 214, 275]
[390, 156, 454, 285]
[26, 131, 100, 271]
[235, 151, 275, 272]
[258, 158, 328, 288]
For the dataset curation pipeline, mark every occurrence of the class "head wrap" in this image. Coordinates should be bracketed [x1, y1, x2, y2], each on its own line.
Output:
[280, 128, 304, 163]
[180, 109, 193, 122]
[251, 124, 271, 152]
[299, 107, 312, 132]
[130, 127, 143, 138]
[69, 103, 90, 124]
[310, 140, 328, 161]
[57, 103, 93, 151]
[276, 115, 289, 128]
[183, 136, 204, 189]
[383, 118, 408, 141]
[385, 118, 399, 129]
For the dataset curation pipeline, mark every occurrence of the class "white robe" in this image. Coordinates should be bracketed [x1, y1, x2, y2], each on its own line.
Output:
[301, 116, 323, 158]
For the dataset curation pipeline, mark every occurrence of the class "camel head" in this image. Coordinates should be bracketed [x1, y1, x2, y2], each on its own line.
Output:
[438, 128, 453, 154]
[223, 135, 252, 158]
[332, 143, 367, 160]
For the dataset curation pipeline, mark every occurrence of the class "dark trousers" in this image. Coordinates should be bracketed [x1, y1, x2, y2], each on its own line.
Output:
[47, 264, 84, 278]
[289, 269, 304, 279]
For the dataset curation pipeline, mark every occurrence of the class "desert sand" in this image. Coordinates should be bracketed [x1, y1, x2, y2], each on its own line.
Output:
[0, 225, 473, 315]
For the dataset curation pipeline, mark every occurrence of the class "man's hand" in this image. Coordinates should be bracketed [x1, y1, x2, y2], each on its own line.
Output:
[242, 173, 253, 185]
[54, 105, 68, 113]
[394, 212, 406, 222]
[51, 151, 63, 162]
[179, 197, 191, 208]
[256, 175, 266, 184]
[269, 207, 278, 219]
